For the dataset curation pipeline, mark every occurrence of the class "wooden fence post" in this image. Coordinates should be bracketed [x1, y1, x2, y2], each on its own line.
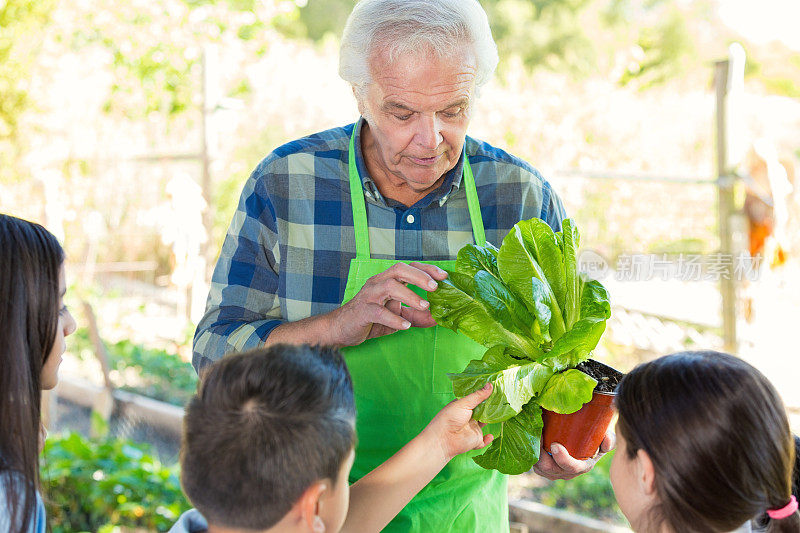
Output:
[714, 46, 746, 354]
[81, 300, 115, 434]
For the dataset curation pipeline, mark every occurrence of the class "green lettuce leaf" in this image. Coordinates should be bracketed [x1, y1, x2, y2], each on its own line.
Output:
[428, 272, 543, 358]
[537, 369, 597, 414]
[539, 280, 611, 371]
[455, 243, 500, 278]
[473, 270, 535, 336]
[472, 402, 544, 475]
[449, 347, 555, 423]
[429, 217, 613, 474]
[561, 218, 581, 329]
[498, 220, 567, 340]
[530, 277, 553, 344]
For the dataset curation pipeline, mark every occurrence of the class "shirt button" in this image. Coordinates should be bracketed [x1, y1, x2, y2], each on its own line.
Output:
[406, 214, 415, 224]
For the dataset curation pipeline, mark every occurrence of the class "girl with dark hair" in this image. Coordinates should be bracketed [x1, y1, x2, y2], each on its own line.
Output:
[0, 214, 77, 533]
[611, 351, 799, 533]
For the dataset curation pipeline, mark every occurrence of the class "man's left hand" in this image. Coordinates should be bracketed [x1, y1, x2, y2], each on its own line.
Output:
[532, 430, 616, 480]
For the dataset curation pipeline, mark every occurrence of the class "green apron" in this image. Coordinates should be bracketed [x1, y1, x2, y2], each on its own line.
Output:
[341, 128, 508, 532]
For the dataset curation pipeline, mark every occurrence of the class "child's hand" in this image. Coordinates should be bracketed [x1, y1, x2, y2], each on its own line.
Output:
[423, 383, 494, 462]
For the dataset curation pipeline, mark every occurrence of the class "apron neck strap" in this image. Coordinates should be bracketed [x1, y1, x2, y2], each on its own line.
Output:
[348, 123, 486, 258]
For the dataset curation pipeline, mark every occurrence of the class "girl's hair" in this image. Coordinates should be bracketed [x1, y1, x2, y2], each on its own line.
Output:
[0, 214, 64, 533]
[616, 350, 799, 533]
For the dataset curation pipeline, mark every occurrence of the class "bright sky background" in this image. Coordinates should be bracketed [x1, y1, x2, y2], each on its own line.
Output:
[718, 0, 800, 51]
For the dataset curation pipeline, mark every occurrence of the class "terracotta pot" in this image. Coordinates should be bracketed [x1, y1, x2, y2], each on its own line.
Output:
[541, 390, 616, 460]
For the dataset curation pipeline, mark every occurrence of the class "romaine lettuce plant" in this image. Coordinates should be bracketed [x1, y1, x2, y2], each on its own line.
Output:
[427, 218, 611, 474]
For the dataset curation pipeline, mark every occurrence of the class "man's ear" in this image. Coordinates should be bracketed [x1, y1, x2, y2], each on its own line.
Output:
[352, 86, 367, 118]
[636, 449, 657, 496]
[298, 480, 328, 532]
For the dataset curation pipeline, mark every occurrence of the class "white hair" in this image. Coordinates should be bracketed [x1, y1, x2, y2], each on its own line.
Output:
[338, 0, 499, 97]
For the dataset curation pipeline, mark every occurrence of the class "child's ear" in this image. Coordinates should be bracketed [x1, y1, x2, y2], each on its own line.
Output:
[298, 480, 328, 532]
[636, 449, 657, 496]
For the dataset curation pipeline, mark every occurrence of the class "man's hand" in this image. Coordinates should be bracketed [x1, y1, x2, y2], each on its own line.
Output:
[328, 262, 449, 346]
[422, 384, 494, 463]
[533, 430, 616, 480]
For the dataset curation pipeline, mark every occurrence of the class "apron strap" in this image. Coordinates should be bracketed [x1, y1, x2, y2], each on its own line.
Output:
[348, 122, 486, 258]
[462, 156, 486, 247]
[348, 128, 372, 258]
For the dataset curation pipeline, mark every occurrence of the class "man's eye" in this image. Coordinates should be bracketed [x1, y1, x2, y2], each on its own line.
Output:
[395, 114, 412, 121]
[442, 108, 463, 118]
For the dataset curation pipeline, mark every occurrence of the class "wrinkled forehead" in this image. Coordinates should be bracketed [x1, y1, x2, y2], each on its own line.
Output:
[366, 44, 478, 101]
[368, 38, 475, 75]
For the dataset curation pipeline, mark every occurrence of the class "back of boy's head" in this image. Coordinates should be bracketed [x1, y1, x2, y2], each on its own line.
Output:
[180, 344, 356, 530]
[616, 350, 798, 533]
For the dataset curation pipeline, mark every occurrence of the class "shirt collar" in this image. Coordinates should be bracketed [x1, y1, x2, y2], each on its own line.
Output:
[353, 117, 466, 209]
[169, 509, 208, 533]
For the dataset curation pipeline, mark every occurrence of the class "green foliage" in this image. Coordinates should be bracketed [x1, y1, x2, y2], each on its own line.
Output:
[289, 0, 700, 84]
[617, 5, 695, 88]
[42, 432, 190, 532]
[762, 76, 800, 99]
[429, 218, 611, 474]
[90, 409, 111, 439]
[487, 0, 596, 75]
[532, 451, 625, 523]
[537, 368, 596, 413]
[451, 347, 554, 424]
[293, 0, 356, 41]
[0, 0, 55, 138]
[291, 0, 598, 74]
[0, 0, 56, 182]
[430, 271, 543, 358]
[70, 328, 198, 406]
[108, 338, 198, 406]
[59, 0, 281, 119]
[473, 401, 544, 475]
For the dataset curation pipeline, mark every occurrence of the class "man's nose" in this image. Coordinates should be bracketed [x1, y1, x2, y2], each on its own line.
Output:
[415, 114, 443, 151]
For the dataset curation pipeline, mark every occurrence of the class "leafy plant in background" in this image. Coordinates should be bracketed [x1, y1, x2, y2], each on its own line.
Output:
[427, 217, 611, 474]
[71, 328, 198, 406]
[530, 451, 625, 524]
[108, 338, 198, 406]
[42, 430, 190, 532]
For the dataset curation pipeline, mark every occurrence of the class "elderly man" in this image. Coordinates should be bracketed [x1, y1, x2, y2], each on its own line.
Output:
[193, 0, 612, 531]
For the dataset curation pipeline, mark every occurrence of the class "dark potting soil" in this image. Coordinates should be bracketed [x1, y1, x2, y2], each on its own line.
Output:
[577, 359, 624, 393]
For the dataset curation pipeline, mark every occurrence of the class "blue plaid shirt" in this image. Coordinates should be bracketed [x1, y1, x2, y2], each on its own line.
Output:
[193, 119, 566, 370]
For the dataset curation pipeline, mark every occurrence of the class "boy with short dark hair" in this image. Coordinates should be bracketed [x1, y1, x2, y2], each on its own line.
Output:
[170, 344, 493, 533]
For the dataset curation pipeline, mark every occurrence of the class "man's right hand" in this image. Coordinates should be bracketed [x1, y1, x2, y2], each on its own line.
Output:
[264, 261, 449, 348]
[326, 261, 449, 346]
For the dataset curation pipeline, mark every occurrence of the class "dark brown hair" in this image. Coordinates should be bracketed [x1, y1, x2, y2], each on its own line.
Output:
[0, 214, 64, 532]
[616, 351, 799, 533]
[793, 436, 800, 500]
[180, 344, 356, 529]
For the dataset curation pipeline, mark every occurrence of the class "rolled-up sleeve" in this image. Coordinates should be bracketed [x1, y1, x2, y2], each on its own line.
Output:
[192, 162, 285, 372]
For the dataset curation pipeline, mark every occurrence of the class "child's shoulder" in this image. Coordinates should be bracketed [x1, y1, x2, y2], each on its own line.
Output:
[168, 508, 209, 533]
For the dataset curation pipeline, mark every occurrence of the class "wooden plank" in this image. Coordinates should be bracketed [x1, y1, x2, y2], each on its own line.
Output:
[509, 500, 631, 533]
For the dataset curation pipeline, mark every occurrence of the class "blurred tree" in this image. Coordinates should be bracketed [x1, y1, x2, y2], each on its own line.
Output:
[285, 0, 699, 82]
[485, 0, 596, 74]
[612, 1, 696, 89]
[0, 0, 56, 183]
[60, 0, 286, 120]
[288, 0, 597, 74]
